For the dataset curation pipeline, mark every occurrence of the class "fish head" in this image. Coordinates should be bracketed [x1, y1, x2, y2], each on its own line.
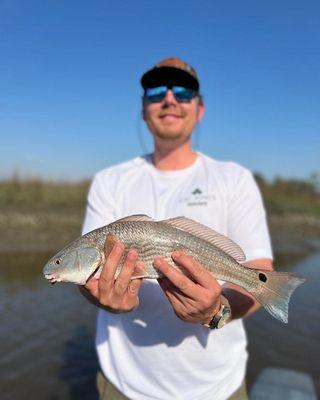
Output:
[43, 241, 103, 285]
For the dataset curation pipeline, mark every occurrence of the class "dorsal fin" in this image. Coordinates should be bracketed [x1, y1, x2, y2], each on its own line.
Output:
[113, 214, 154, 223]
[162, 216, 246, 262]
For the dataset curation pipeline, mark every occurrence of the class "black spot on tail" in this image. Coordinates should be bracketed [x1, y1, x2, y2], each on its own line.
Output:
[259, 273, 267, 282]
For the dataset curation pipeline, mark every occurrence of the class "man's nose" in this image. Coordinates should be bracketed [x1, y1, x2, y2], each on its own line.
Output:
[163, 89, 177, 105]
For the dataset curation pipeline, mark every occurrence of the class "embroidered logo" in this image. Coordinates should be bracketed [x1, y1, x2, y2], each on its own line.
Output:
[178, 188, 216, 207]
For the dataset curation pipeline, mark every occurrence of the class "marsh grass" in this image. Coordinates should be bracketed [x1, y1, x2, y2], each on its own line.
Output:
[255, 174, 320, 217]
[1, 175, 319, 215]
[0, 178, 90, 210]
[0, 178, 90, 252]
[0, 175, 319, 253]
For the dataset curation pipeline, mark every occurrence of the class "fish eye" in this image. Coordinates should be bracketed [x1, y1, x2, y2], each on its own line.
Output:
[55, 259, 61, 265]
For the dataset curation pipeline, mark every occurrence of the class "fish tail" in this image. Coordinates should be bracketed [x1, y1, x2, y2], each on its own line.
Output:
[252, 270, 306, 323]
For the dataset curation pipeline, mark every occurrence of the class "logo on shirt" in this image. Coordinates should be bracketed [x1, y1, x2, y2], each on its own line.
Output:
[178, 188, 216, 207]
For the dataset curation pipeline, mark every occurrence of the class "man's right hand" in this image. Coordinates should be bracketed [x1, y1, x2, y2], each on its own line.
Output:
[79, 242, 144, 313]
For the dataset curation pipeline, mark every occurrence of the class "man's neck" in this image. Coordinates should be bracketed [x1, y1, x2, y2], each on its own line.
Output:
[152, 141, 197, 171]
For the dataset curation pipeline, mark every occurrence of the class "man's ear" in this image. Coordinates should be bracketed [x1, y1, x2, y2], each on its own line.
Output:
[196, 97, 205, 122]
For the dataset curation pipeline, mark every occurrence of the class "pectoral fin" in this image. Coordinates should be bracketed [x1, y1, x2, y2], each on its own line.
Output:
[130, 263, 161, 280]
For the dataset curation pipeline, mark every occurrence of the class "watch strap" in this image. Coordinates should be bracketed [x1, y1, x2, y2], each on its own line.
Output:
[202, 295, 232, 329]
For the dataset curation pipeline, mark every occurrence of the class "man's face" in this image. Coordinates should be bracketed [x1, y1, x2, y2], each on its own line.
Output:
[143, 88, 205, 142]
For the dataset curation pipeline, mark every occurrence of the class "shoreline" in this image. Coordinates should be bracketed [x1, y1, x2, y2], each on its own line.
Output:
[0, 210, 319, 268]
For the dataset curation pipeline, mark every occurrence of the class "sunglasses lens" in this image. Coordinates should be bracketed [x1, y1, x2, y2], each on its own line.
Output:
[145, 86, 167, 102]
[145, 86, 196, 103]
[172, 86, 195, 102]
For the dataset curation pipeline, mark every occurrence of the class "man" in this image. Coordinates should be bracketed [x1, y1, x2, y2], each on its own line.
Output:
[81, 57, 273, 400]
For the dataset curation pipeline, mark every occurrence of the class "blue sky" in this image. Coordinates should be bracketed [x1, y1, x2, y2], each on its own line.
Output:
[0, 0, 319, 181]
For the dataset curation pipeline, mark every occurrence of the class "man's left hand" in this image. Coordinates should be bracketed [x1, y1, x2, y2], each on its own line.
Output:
[154, 251, 222, 324]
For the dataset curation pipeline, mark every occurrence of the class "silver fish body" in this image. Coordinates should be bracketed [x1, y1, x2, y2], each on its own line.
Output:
[43, 214, 305, 323]
[106, 220, 256, 284]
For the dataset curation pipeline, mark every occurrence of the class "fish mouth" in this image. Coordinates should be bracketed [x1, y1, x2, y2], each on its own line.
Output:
[44, 274, 61, 284]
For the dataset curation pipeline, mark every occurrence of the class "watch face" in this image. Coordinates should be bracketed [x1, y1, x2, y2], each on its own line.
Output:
[217, 308, 231, 329]
[217, 316, 228, 329]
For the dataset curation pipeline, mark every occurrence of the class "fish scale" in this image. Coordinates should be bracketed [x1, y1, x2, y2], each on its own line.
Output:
[43, 214, 306, 323]
[107, 221, 276, 294]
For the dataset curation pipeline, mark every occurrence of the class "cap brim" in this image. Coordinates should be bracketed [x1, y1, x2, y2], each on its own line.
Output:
[141, 67, 199, 91]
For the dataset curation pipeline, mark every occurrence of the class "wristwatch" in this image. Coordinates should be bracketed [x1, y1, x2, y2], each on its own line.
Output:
[202, 295, 232, 329]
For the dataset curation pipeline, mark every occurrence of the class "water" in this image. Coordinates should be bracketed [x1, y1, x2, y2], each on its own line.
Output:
[1, 248, 319, 399]
[245, 250, 320, 396]
[0, 252, 98, 400]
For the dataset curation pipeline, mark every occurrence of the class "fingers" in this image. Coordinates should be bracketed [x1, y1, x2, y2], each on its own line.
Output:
[104, 234, 118, 257]
[158, 277, 199, 308]
[99, 241, 125, 291]
[158, 277, 187, 304]
[131, 263, 147, 279]
[154, 256, 198, 298]
[158, 277, 181, 296]
[154, 252, 221, 301]
[84, 275, 99, 297]
[113, 249, 139, 296]
[172, 251, 220, 291]
[100, 240, 143, 308]
[81, 238, 143, 313]
[127, 267, 144, 297]
[158, 278, 204, 323]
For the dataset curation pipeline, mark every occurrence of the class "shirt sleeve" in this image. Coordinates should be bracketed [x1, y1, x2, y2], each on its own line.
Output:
[82, 172, 117, 235]
[227, 169, 273, 262]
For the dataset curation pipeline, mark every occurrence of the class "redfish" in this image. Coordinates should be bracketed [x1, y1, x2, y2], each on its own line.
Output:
[43, 214, 305, 323]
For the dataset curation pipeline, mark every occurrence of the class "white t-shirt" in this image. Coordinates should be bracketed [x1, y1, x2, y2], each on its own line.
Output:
[82, 152, 273, 400]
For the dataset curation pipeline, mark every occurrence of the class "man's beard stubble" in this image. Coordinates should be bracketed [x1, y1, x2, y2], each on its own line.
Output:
[153, 128, 192, 143]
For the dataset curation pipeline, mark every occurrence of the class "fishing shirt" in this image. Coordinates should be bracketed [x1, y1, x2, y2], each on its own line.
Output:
[82, 152, 273, 400]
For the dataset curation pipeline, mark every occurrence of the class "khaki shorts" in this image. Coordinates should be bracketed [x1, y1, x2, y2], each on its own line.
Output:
[97, 371, 248, 400]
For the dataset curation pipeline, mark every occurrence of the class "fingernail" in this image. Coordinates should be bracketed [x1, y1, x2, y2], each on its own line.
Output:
[173, 251, 181, 258]
[153, 257, 162, 267]
[128, 249, 138, 259]
[115, 243, 124, 253]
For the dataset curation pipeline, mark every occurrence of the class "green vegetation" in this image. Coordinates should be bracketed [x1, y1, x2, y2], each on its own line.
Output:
[0, 175, 319, 254]
[1, 174, 319, 216]
[254, 173, 320, 217]
[0, 178, 90, 253]
[0, 177, 89, 211]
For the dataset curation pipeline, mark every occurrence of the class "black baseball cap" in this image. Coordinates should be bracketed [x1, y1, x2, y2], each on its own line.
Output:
[141, 57, 200, 91]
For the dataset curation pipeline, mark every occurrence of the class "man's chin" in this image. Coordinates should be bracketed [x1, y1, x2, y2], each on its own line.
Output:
[153, 126, 188, 139]
[155, 131, 185, 141]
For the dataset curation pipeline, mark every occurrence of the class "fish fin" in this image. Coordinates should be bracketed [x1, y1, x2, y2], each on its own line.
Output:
[252, 270, 306, 323]
[131, 272, 162, 279]
[131, 274, 152, 279]
[112, 214, 154, 223]
[130, 263, 161, 279]
[104, 234, 119, 256]
[94, 265, 103, 279]
[162, 216, 246, 262]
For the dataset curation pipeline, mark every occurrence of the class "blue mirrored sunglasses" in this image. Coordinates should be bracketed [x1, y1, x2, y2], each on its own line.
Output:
[144, 86, 197, 103]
